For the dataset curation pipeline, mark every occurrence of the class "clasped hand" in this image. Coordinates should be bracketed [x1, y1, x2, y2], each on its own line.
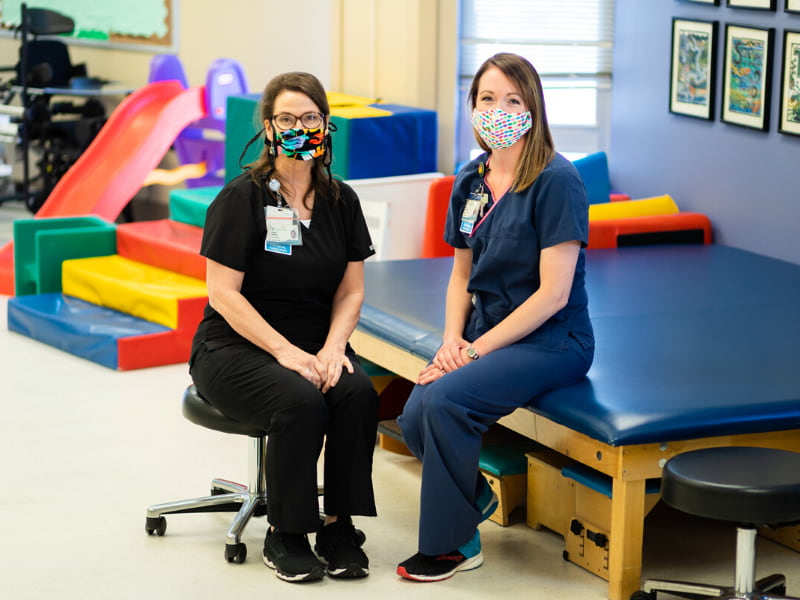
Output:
[417, 337, 469, 385]
[278, 345, 353, 393]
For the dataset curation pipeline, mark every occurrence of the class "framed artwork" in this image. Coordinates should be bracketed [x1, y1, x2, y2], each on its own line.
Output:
[727, 0, 776, 8]
[779, 30, 800, 135]
[721, 24, 774, 130]
[670, 19, 718, 119]
[787, 0, 800, 13]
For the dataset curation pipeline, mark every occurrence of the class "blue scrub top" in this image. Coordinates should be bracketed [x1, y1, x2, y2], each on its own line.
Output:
[444, 153, 594, 351]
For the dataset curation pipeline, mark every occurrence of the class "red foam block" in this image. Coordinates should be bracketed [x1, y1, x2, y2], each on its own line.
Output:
[588, 212, 712, 250]
[116, 219, 205, 281]
[116, 295, 206, 370]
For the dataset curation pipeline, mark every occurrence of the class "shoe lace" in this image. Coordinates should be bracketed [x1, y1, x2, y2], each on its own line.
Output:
[328, 521, 361, 554]
[277, 530, 313, 555]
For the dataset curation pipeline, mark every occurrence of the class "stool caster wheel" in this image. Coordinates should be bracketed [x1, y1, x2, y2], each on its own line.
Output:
[629, 592, 655, 600]
[225, 542, 247, 564]
[145, 516, 166, 536]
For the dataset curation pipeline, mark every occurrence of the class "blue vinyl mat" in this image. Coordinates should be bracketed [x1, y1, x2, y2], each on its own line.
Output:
[8, 293, 170, 369]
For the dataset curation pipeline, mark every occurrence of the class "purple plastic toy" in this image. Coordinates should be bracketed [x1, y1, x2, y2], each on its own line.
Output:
[148, 55, 248, 188]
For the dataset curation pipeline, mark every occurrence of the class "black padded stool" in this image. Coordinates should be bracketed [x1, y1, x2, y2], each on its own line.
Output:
[631, 446, 800, 600]
[145, 385, 270, 564]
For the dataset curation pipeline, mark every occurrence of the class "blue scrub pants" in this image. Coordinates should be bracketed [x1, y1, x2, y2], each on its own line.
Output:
[398, 337, 593, 555]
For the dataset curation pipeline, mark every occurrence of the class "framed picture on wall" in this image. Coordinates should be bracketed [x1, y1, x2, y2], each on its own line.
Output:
[779, 30, 800, 135]
[787, 0, 800, 13]
[670, 19, 718, 119]
[727, 0, 776, 8]
[721, 24, 774, 130]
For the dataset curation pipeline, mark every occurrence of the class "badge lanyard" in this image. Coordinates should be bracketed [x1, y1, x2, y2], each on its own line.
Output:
[265, 178, 302, 255]
[459, 161, 499, 237]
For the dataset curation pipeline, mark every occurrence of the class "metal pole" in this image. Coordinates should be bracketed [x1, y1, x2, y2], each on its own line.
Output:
[19, 3, 31, 210]
[734, 527, 756, 596]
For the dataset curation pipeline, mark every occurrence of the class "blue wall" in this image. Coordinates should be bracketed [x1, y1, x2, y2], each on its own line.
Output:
[610, 1, 800, 265]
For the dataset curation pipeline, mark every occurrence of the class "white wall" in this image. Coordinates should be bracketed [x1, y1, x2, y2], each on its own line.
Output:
[0, 0, 459, 172]
[0, 1, 332, 96]
[330, 0, 459, 174]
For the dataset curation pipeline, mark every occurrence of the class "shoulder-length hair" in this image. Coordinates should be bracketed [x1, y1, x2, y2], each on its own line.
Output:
[247, 71, 339, 203]
[468, 53, 555, 192]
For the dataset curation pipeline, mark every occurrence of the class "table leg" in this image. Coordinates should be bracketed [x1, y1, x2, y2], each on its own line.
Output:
[607, 477, 646, 600]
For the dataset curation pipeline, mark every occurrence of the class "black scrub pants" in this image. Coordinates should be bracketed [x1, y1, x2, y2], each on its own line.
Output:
[190, 341, 379, 534]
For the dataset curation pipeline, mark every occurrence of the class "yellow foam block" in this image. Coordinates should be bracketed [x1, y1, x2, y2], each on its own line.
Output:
[330, 106, 393, 119]
[326, 91, 378, 107]
[62, 255, 207, 329]
[588, 194, 679, 222]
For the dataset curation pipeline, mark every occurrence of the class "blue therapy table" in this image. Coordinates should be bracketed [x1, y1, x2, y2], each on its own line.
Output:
[352, 244, 800, 600]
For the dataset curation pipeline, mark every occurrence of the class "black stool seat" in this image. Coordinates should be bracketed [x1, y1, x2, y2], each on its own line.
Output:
[633, 446, 800, 600]
[147, 385, 270, 564]
[148, 385, 351, 565]
[182, 384, 267, 438]
[663, 446, 800, 526]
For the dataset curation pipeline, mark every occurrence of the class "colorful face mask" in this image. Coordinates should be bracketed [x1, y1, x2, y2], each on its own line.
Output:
[471, 108, 532, 150]
[274, 127, 326, 160]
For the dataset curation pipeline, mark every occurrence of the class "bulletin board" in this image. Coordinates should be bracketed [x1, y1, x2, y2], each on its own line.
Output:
[0, 0, 176, 51]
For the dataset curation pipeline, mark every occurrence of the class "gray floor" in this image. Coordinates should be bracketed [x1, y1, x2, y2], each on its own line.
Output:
[2, 202, 800, 600]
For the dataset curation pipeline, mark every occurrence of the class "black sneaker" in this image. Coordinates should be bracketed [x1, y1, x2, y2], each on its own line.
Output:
[396, 530, 483, 582]
[262, 528, 325, 582]
[314, 519, 369, 578]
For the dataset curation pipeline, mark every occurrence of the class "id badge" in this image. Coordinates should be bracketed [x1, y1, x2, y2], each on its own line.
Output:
[459, 193, 487, 234]
[265, 206, 302, 246]
[265, 242, 292, 255]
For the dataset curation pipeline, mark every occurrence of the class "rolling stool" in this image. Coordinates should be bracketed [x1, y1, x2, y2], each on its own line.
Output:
[631, 446, 800, 600]
[145, 385, 273, 563]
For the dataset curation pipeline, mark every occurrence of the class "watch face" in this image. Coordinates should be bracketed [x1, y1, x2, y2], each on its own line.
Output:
[467, 346, 478, 359]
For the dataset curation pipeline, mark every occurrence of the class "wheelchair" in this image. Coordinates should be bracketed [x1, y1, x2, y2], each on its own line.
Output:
[0, 4, 106, 213]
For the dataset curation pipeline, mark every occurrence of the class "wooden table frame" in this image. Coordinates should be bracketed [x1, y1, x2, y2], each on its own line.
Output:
[351, 328, 800, 600]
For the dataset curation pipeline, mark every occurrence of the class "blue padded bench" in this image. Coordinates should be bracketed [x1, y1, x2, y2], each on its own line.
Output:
[353, 244, 800, 600]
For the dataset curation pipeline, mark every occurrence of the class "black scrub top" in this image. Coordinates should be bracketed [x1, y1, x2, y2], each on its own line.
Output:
[193, 173, 375, 354]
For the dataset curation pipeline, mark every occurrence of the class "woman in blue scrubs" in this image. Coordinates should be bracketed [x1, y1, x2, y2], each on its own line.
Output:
[396, 53, 595, 582]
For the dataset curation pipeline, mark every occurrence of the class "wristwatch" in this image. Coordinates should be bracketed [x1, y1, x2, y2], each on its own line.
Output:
[466, 345, 480, 360]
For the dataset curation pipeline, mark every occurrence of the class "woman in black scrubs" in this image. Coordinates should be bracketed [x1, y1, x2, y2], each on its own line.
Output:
[189, 72, 378, 584]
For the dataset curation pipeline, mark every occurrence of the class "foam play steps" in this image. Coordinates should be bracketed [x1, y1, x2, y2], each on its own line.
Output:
[13, 216, 117, 296]
[8, 254, 208, 370]
[116, 219, 205, 280]
[7, 293, 172, 370]
[168, 186, 221, 228]
[62, 254, 207, 330]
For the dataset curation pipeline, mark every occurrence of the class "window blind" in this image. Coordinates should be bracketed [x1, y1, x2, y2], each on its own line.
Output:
[457, 0, 616, 162]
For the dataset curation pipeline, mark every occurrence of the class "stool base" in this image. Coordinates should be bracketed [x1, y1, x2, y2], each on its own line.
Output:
[146, 436, 269, 564]
[633, 526, 796, 599]
[635, 572, 786, 599]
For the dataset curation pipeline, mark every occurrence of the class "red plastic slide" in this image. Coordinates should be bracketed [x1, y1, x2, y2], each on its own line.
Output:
[0, 81, 208, 295]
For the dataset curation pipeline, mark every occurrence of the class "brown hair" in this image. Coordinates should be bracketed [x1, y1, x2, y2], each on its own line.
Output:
[247, 71, 339, 203]
[468, 53, 555, 192]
